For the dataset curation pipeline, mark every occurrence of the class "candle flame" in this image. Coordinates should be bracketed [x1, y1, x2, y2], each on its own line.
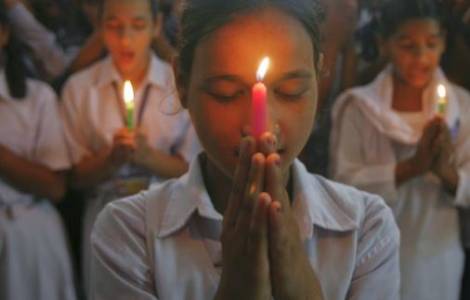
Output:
[123, 80, 134, 104]
[437, 84, 447, 99]
[256, 57, 270, 81]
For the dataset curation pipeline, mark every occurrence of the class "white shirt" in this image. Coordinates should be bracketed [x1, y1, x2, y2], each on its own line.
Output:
[61, 54, 200, 182]
[91, 158, 400, 300]
[330, 68, 470, 300]
[61, 54, 201, 296]
[0, 70, 75, 300]
[0, 70, 70, 208]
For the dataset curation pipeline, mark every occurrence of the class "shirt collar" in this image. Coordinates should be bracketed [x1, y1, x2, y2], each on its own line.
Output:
[95, 54, 170, 89]
[157, 155, 221, 238]
[157, 158, 359, 239]
[290, 160, 359, 239]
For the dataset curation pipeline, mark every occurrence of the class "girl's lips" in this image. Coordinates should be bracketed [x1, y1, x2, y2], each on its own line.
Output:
[119, 51, 136, 63]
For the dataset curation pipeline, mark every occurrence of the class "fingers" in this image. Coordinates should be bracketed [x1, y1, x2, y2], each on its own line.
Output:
[258, 132, 277, 156]
[247, 193, 272, 250]
[224, 137, 256, 229]
[265, 153, 289, 210]
[235, 153, 266, 233]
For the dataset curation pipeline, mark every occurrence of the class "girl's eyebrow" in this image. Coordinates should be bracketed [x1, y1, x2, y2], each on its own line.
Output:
[204, 70, 313, 85]
[202, 75, 248, 87]
[105, 15, 148, 21]
[277, 69, 313, 81]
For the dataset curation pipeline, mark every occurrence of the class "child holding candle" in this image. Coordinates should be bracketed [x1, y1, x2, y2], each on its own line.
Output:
[0, 2, 76, 299]
[90, 0, 400, 299]
[60, 0, 200, 295]
[330, 0, 470, 299]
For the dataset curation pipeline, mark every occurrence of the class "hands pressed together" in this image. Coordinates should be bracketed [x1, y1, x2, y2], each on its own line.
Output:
[108, 127, 154, 168]
[410, 116, 459, 191]
[215, 134, 323, 300]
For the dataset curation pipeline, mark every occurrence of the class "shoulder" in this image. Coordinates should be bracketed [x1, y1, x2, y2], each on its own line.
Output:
[310, 176, 400, 275]
[23, 78, 59, 111]
[26, 78, 57, 101]
[321, 176, 399, 260]
[93, 179, 181, 242]
[62, 58, 108, 94]
[317, 175, 397, 229]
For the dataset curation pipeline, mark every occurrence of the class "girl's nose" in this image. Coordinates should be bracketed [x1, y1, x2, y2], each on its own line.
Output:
[118, 26, 133, 46]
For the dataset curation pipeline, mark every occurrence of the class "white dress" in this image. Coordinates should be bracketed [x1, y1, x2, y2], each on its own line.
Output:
[61, 54, 201, 294]
[0, 71, 76, 300]
[330, 66, 470, 300]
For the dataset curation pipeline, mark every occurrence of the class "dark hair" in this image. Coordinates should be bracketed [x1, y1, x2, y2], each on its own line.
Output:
[177, 0, 324, 85]
[0, 1, 27, 99]
[378, 0, 444, 38]
[97, 0, 159, 20]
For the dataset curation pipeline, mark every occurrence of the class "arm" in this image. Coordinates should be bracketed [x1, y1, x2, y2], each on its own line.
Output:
[0, 145, 65, 202]
[69, 148, 119, 190]
[66, 30, 106, 75]
[6, 1, 72, 79]
[70, 129, 135, 189]
[91, 197, 157, 299]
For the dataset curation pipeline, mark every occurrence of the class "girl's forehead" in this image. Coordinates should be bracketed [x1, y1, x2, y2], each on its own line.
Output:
[103, 0, 151, 18]
[193, 7, 315, 76]
[393, 18, 442, 38]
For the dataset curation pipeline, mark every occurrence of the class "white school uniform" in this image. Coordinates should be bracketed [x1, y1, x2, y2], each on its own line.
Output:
[90, 157, 400, 300]
[61, 54, 201, 294]
[330, 66, 470, 300]
[0, 70, 76, 300]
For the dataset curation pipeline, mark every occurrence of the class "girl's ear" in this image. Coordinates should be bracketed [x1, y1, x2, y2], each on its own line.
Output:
[172, 58, 189, 109]
[153, 12, 163, 40]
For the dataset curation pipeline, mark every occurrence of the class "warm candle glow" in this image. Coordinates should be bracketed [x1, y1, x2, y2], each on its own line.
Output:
[123, 80, 135, 108]
[437, 84, 446, 99]
[256, 57, 270, 81]
[436, 84, 448, 116]
[123, 80, 135, 129]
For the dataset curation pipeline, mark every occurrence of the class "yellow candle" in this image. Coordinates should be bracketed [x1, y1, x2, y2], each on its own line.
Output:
[123, 80, 135, 129]
[436, 84, 448, 116]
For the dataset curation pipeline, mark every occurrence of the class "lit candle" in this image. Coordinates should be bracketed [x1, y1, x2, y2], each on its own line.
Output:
[252, 57, 270, 138]
[436, 84, 448, 117]
[123, 80, 135, 129]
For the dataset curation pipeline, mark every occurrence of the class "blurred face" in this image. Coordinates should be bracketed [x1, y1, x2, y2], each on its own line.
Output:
[101, 0, 158, 77]
[182, 7, 318, 179]
[384, 18, 445, 88]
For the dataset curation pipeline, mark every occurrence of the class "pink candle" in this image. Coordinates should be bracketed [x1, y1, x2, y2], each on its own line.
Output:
[251, 57, 270, 138]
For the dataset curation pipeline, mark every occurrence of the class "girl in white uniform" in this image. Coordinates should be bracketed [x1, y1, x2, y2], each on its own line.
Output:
[0, 4, 76, 300]
[330, 1, 470, 299]
[60, 0, 200, 294]
[90, 0, 400, 299]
